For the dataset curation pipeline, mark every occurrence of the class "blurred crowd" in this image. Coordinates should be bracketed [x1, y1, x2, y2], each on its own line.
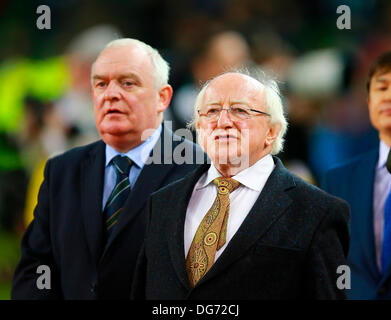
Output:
[0, 0, 391, 298]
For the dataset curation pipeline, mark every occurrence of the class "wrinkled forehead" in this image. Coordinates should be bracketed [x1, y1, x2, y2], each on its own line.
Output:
[202, 73, 265, 105]
[93, 45, 152, 73]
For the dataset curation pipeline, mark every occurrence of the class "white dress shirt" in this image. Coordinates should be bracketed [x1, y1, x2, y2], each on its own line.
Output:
[184, 154, 275, 262]
[374, 140, 391, 271]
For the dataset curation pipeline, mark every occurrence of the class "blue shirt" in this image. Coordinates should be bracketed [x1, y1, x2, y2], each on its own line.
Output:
[102, 124, 162, 209]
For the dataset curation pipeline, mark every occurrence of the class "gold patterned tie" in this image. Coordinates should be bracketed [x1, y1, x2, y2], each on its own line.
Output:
[186, 177, 241, 287]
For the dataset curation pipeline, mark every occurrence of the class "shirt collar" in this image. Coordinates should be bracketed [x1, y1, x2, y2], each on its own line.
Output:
[197, 154, 275, 191]
[377, 140, 390, 169]
[105, 124, 162, 169]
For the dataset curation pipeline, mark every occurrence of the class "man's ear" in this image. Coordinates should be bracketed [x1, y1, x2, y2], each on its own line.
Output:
[265, 123, 281, 147]
[157, 85, 173, 113]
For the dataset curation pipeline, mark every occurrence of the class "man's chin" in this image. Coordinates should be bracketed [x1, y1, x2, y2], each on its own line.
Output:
[379, 121, 391, 133]
[212, 152, 248, 167]
[99, 123, 133, 137]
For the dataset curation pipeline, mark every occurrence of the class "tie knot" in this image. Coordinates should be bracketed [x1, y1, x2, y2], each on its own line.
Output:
[112, 155, 132, 177]
[213, 177, 240, 194]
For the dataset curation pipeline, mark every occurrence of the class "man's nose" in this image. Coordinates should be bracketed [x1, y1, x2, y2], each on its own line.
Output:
[216, 109, 233, 128]
[104, 81, 121, 100]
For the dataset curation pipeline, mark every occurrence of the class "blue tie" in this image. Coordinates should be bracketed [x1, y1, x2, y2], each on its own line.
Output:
[103, 155, 132, 235]
[382, 190, 391, 273]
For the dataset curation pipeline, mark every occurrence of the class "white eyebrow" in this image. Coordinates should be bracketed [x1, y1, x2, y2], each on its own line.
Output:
[230, 100, 251, 106]
[204, 101, 221, 106]
[204, 100, 251, 107]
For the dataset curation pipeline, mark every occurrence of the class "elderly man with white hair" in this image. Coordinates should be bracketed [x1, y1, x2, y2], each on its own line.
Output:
[12, 38, 204, 299]
[132, 70, 350, 300]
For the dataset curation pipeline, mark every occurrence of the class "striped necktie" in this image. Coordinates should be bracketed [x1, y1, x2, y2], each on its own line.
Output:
[104, 155, 133, 235]
[186, 177, 240, 287]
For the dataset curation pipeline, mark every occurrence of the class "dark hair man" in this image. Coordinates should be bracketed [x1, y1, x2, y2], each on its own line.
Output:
[323, 51, 391, 299]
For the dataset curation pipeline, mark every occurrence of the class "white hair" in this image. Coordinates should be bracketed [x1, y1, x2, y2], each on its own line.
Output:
[91, 38, 170, 89]
[188, 68, 288, 155]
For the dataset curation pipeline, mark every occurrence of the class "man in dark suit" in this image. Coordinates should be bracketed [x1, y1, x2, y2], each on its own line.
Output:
[132, 70, 350, 299]
[11, 38, 204, 299]
[323, 51, 391, 299]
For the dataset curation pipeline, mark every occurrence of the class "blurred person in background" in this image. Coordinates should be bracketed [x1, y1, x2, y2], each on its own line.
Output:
[323, 51, 391, 299]
[12, 38, 204, 299]
[167, 30, 252, 131]
[0, 55, 69, 235]
[20, 97, 65, 228]
[284, 48, 378, 184]
[250, 29, 296, 83]
[284, 49, 346, 184]
[248, 30, 318, 184]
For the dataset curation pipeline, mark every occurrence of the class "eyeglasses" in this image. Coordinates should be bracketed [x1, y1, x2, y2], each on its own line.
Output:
[198, 105, 271, 121]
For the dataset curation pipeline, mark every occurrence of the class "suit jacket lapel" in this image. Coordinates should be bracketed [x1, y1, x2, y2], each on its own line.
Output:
[350, 150, 380, 280]
[80, 141, 106, 265]
[196, 157, 295, 287]
[167, 164, 211, 291]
